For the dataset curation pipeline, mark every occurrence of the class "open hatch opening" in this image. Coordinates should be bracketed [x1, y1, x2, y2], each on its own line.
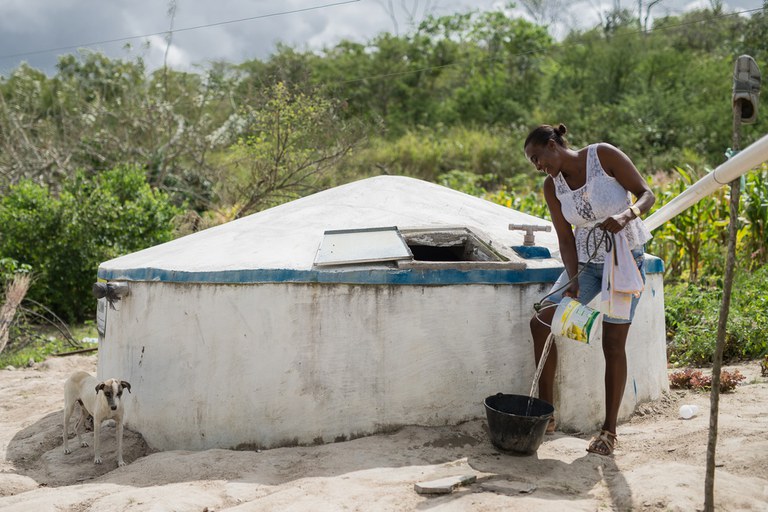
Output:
[400, 228, 506, 262]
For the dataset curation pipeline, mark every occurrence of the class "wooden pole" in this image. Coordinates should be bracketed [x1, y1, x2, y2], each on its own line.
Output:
[703, 100, 742, 512]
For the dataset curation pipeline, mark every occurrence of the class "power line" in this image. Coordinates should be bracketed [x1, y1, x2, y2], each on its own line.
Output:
[0, 0, 361, 61]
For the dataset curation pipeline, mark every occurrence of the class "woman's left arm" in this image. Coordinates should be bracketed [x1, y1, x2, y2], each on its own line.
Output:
[598, 143, 656, 233]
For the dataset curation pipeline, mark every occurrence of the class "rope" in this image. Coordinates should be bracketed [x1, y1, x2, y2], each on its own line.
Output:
[533, 224, 615, 328]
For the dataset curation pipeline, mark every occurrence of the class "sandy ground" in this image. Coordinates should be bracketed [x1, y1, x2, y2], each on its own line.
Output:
[0, 354, 766, 512]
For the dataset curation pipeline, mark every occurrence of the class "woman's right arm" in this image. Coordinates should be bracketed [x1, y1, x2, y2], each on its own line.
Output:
[544, 177, 579, 298]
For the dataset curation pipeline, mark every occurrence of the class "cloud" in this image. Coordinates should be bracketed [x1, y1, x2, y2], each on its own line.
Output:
[0, 0, 762, 77]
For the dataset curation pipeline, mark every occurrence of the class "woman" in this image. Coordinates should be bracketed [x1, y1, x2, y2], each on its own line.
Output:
[523, 123, 656, 456]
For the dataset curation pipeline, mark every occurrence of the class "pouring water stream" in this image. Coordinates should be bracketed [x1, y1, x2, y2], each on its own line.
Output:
[526, 332, 555, 416]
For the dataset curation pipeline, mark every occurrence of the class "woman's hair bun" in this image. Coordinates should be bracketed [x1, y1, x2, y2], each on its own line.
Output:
[556, 124, 567, 136]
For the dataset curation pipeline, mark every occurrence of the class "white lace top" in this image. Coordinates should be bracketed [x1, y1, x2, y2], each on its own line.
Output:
[553, 144, 652, 263]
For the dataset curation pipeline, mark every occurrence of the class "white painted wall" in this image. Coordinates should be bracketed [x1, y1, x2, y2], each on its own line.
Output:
[98, 272, 666, 451]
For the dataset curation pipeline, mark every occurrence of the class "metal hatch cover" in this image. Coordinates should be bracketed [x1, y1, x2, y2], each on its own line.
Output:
[314, 226, 414, 267]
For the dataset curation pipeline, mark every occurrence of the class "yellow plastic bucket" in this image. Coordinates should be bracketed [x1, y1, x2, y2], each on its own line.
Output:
[550, 297, 601, 344]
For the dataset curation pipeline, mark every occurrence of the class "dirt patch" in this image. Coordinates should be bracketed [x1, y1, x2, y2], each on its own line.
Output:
[1, 355, 766, 511]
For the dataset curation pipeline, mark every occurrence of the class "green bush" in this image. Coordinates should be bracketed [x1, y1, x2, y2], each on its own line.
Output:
[339, 125, 536, 183]
[433, 165, 549, 220]
[0, 166, 182, 322]
[436, 170, 497, 197]
[665, 266, 768, 366]
[484, 186, 550, 220]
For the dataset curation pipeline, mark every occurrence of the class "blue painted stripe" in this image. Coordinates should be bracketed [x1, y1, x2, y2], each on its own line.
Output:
[97, 267, 563, 285]
[97, 255, 663, 285]
[645, 255, 664, 274]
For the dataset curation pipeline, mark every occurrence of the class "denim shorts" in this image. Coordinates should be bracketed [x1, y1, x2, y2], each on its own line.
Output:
[544, 248, 646, 324]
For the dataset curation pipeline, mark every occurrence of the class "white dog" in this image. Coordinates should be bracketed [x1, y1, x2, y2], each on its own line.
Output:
[63, 371, 131, 466]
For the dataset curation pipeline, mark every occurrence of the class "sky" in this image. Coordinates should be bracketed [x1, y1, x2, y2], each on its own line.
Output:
[0, 0, 763, 77]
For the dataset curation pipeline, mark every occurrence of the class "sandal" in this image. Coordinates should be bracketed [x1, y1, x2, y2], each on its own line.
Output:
[546, 416, 556, 435]
[586, 430, 617, 456]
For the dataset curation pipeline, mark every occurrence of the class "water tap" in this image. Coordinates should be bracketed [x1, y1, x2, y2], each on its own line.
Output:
[509, 224, 552, 246]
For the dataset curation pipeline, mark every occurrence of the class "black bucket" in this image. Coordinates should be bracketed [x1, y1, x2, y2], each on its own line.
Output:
[484, 393, 554, 455]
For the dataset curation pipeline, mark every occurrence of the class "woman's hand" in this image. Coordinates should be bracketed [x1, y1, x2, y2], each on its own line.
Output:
[600, 210, 634, 234]
[564, 279, 579, 299]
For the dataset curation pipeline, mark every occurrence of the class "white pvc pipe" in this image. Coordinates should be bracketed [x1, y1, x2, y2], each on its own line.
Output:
[644, 132, 768, 232]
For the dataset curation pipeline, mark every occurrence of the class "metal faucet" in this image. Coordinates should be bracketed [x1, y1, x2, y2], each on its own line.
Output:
[509, 224, 552, 246]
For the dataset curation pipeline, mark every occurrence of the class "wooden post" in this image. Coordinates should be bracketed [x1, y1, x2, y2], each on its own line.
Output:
[703, 94, 742, 512]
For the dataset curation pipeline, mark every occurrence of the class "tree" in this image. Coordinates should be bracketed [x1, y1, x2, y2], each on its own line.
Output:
[518, 0, 565, 27]
[216, 82, 365, 217]
[374, 0, 436, 35]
